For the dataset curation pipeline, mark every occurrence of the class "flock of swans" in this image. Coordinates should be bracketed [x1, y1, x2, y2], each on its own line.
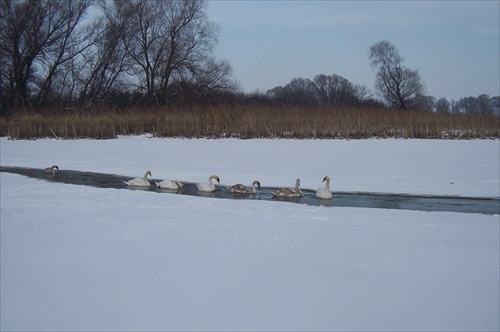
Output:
[123, 170, 333, 200]
[44, 165, 333, 199]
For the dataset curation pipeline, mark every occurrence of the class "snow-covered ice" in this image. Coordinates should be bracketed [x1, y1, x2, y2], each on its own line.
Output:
[1, 137, 499, 331]
[1, 137, 499, 197]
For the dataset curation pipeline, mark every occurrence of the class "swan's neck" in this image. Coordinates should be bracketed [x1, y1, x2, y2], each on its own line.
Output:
[324, 178, 330, 191]
[251, 182, 258, 193]
[295, 179, 300, 191]
[209, 176, 217, 185]
[143, 171, 150, 179]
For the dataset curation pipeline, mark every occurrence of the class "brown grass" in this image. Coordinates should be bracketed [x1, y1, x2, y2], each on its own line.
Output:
[1, 105, 499, 139]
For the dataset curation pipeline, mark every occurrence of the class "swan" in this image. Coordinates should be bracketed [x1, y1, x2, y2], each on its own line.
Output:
[44, 165, 59, 175]
[156, 179, 184, 189]
[272, 178, 303, 197]
[196, 175, 220, 192]
[316, 176, 332, 199]
[124, 170, 152, 187]
[228, 181, 261, 195]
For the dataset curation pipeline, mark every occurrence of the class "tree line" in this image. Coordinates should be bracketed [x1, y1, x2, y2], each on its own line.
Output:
[253, 75, 499, 116]
[1, 1, 498, 117]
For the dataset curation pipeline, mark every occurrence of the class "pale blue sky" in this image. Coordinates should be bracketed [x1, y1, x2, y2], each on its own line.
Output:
[206, 1, 499, 101]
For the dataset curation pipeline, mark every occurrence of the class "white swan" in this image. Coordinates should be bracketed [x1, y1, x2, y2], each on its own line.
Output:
[272, 178, 303, 197]
[228, 181, 261, 195]
[44, 165, 59, 175]
[196, 175, 220, 192]
[316, 176, 332, 199]
[124, 170, 152, 187]
[156, 179, 184, 189]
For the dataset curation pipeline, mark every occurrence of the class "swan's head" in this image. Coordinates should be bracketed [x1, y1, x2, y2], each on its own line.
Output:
[209, 175, 220, 183]
[253, 181, 261, 190]
[52, 165, 59, 170]
[296, 178, 301, 186]
[145, 170, 152, 177]
[322, 176, 330, 183]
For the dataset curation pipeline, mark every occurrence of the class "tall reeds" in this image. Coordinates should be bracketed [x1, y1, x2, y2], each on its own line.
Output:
[1, 106, 499, 139]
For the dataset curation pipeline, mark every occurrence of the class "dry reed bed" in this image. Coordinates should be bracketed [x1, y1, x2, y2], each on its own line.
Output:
[1, 106, 499, 139]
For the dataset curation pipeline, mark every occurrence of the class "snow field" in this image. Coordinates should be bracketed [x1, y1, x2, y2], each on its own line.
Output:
[1, 137, 499, 331]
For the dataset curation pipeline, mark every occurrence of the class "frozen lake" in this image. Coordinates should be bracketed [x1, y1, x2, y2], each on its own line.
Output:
[1, 137, 499, 331]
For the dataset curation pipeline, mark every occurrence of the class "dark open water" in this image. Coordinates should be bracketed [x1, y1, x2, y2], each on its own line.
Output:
[1, 166, 499, 215]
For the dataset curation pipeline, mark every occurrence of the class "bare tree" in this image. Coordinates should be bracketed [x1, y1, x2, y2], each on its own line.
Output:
[369, 40, 424, 110]
[353, 84, 373, 102]
[177, 59, 236, 97]
[491, 96, 500, 117]
[75, 5, 131, 107]
[313, 74, 358, 107]
[435, 97, 450, 114]
[197, 59, 236, 92]
[412, 94, 435, 112]
[0, 0, 94, 109]
[269, 78, 317, 106]
[102, 0, 225, 106]
[33, 0, 95, 107]
[1, 0, 233, 110]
